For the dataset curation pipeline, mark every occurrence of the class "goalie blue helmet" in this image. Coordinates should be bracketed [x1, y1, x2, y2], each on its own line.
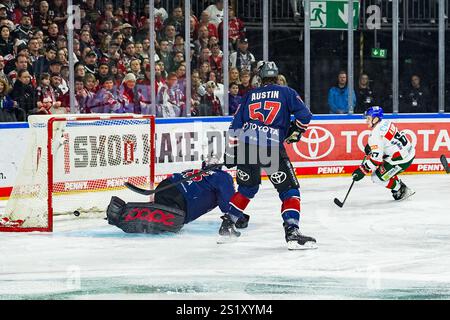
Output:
[364, 106, 384, 120]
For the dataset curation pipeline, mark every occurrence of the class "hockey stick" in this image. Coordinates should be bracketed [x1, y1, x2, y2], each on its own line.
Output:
[440, 154, 450, 173]
[334, 155, 368, 208]
[124, 163, 224, 196]
[334, 180, 355, 208]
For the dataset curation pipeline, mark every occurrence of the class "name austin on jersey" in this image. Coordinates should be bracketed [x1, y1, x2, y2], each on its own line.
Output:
[250, 90, 280, 101]
[244, 90, 281, 139]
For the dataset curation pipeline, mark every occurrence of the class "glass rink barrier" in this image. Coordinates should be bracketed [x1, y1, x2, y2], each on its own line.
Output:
[1, 0, 450, 301]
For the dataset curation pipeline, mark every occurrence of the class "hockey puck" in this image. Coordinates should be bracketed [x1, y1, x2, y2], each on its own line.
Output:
[73, 211, 81, 217]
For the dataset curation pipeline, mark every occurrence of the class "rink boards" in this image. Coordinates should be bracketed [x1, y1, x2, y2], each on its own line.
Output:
[0, 114, 449, 200]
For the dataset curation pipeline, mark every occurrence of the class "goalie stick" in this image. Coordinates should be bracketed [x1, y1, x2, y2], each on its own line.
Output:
[125, 163, 224, 196]
[440, 154, 450, 173]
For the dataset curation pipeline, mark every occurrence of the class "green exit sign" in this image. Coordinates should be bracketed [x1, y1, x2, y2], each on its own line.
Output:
[371, 48, 387, 59]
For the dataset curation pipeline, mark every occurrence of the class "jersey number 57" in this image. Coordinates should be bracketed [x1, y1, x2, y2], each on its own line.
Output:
[249, 101, 281, 125]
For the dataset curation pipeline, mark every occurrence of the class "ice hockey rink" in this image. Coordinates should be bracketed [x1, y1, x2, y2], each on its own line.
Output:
[1, 173, 449, 300]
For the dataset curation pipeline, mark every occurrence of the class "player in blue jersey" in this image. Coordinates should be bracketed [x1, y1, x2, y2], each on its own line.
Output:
[220, 61, 317, 250]
[106, 158, 249, 234]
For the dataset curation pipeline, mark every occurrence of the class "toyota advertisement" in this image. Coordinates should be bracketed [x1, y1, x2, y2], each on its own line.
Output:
[287, 117, 450, 176]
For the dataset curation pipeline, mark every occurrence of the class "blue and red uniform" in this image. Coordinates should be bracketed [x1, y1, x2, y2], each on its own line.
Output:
[107, 167, 236, 234]
[165, 168, 235, 224]
[229, 84, 312, 145]
[226, 83, 312, 228]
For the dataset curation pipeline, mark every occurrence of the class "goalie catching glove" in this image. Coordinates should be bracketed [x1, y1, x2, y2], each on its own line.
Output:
[284, 120, 308, 144]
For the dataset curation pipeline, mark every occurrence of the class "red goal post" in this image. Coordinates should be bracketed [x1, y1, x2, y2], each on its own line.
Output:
[0, 114, 155, 232]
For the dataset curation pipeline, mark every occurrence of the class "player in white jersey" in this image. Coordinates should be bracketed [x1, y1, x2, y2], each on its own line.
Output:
[352, 106, 416, 200]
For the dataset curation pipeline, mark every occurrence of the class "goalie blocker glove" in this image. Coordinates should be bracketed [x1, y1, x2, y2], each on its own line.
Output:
[285, 120, 308, 144]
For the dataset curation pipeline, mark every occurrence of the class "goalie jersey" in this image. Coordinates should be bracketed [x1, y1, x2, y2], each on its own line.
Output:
[169, 168, 235, 223]
[367, 119, 415, 167]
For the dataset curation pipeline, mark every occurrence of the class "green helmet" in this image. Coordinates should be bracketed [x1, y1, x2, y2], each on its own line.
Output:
[259, 61, 279, 79]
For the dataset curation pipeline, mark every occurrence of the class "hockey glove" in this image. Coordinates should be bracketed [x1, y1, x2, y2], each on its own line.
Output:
[285, 121, 307, 144]
[352, 166, 369, 181]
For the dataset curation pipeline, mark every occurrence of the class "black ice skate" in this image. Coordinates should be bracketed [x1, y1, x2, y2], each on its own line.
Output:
[235, 213, 250, 229]
[392, 181, 415, 201]
[284, 223, 317, 250]
[217, 215, 241, 244]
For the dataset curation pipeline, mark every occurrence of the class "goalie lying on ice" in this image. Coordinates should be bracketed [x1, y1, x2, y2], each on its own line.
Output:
[106, 160, 249, 234]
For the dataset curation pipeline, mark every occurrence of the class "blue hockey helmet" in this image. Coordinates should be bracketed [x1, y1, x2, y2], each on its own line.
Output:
[364, 106, 384, 120]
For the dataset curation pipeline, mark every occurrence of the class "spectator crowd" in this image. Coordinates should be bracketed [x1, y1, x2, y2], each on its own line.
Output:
[327, 70, 433, 114]
[0, 0, 271, 121]
[0, 0, 438, 122]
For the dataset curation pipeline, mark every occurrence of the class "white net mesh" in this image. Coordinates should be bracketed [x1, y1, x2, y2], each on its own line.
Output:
[0, 114, 155, 232]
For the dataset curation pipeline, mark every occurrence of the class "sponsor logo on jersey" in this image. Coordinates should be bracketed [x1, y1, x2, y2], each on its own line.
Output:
[370, 145, 378, 150]
[292, 126, 334, 160]
[243, 122, 280, 135]
[270, 171, 287, 184]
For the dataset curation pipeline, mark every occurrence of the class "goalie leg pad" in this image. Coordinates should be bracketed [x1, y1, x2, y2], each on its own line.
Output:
[107, 197, 186, 234]
[107, 196, 126, 227]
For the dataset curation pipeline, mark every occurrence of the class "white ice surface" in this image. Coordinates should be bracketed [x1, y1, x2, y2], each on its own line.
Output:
[1, 174, 450, 300]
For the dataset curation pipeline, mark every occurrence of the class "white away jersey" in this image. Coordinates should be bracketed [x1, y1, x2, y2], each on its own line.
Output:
[367, 119, 415, 165]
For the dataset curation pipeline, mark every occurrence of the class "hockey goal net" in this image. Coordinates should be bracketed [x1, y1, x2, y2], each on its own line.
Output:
[0, 114, 155, 232]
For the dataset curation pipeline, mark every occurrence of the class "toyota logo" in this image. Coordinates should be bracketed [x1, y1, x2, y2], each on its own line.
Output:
[237, 169, 250, 181]
[270, 171, 287, 185]
[292, 126, 335, 160]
